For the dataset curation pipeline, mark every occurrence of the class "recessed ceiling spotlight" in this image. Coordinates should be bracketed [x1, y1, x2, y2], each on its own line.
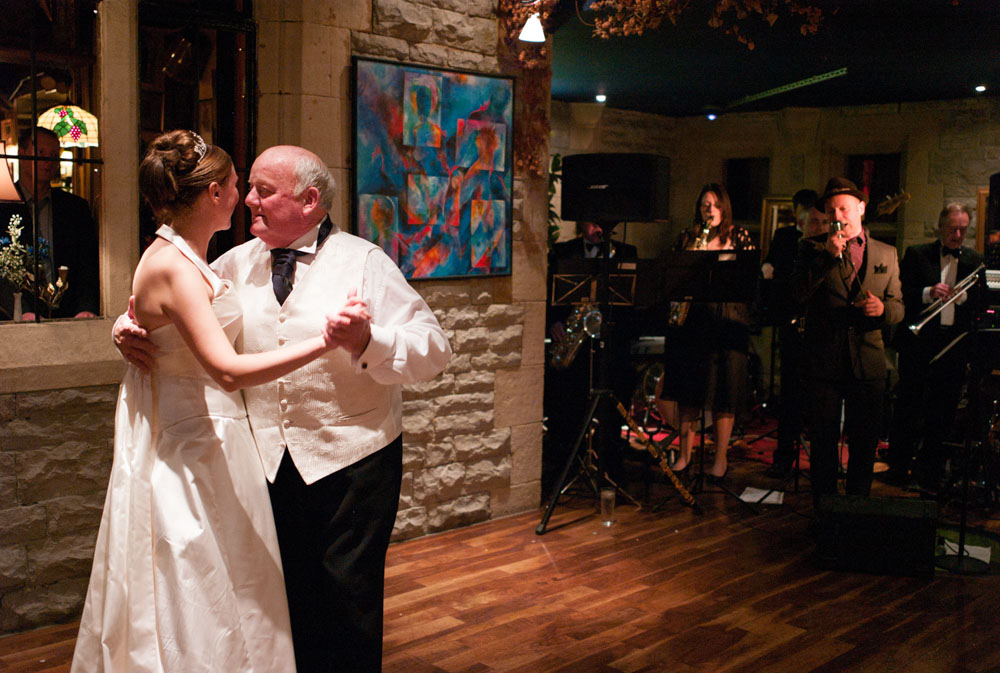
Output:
[975, 85, 987, 93]
[595, 94, 607, 103]
[706, 113, 717, 121]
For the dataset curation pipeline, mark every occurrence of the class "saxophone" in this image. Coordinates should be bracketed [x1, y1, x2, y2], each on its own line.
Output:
[549, 302, 602, 369]
[667, 221, 711, 327]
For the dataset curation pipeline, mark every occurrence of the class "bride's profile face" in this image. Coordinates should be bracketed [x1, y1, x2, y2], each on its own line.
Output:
[700, 191, 721, 227]
[208, 166, 239, 232]
[221, 166, 240, 219]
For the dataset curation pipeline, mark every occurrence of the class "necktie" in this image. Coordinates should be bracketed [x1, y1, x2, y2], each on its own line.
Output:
[270, 248, 303, 306]
[269, 218, 334, 305]
[942, 247, 961, 258]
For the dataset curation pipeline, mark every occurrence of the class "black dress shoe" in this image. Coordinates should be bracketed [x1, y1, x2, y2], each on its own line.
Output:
[706, 466, 729, 485]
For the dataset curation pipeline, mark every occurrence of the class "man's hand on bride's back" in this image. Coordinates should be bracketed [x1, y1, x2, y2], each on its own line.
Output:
[113, 296, 158, 374]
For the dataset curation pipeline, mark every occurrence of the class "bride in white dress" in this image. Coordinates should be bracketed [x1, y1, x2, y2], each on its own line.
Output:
[72, 131, 341, 673]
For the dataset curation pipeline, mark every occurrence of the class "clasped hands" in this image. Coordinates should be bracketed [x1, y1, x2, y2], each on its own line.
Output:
[324, 288, 372, 355]
[115, 289, 373, 374]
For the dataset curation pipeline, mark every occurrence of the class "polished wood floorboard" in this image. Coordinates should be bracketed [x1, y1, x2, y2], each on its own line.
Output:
[3, 462, 999, 673]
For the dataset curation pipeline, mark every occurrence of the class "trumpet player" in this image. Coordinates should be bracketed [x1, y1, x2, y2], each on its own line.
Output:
[885, 204, 983, 493]
[791, 178, 903, 511]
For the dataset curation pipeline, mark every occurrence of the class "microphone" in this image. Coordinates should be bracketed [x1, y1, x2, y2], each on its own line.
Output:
[830, 220, 845, 259]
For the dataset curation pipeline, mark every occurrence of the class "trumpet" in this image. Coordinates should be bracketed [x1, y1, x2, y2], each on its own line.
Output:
[908, 262, 984, 335]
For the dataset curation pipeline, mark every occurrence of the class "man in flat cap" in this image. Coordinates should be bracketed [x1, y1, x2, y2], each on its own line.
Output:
[791, 177, 903, 511]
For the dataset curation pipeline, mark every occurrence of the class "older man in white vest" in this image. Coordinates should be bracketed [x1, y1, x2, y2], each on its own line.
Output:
[118, 145, 452, 673]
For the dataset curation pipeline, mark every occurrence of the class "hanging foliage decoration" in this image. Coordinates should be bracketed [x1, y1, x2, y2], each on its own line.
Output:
[498, 0, 824, 176]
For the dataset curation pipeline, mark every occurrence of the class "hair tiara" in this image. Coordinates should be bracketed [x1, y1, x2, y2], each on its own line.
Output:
[192, 133, 208, 162]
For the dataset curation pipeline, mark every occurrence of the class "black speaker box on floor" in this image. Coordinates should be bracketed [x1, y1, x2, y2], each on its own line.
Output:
[816, 495, 938, 578]
[561, 153, 670, 223]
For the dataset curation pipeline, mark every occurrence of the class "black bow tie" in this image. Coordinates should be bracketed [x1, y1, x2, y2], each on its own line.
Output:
[942, 247, 961, 258]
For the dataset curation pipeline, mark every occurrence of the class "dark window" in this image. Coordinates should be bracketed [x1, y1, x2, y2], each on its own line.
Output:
[0, 1, 102, 321]
[138, 0, 255, 259]
[725, 157, 770, 222]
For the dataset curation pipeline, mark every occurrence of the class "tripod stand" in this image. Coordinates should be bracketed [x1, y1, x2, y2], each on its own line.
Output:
[537, 235, 639, 535]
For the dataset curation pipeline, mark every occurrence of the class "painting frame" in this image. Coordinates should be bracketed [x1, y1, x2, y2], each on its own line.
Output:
[759, 196, 795, 260]
[352, 56, 514, 280]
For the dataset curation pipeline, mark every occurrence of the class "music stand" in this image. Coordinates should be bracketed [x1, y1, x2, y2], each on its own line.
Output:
[658, 250, 761, 510]
[935, 269, 992, 575]
[537, 242, 640, 535]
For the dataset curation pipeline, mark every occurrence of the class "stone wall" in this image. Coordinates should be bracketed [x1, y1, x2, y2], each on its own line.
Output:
[0, 0, 549, 634]
[0, 386, 116, 631]
[551, 97, 1000, 255]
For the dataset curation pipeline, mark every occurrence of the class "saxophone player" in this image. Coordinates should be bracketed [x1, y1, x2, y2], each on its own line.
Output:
[543, 221, 637, 494]
[656, 184, 756, 482]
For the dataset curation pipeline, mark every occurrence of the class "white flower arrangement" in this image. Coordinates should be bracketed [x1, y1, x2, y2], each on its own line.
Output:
[0, 214, 68, 316]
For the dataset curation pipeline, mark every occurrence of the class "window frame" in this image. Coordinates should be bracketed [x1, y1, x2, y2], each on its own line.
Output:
[1, 1, 138, 394]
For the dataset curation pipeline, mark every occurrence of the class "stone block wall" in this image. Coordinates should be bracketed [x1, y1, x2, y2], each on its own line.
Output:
[0, 386, 116, 631]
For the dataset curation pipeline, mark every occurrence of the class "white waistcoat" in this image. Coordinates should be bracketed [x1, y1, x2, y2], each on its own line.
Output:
[214, 231, 402, 484]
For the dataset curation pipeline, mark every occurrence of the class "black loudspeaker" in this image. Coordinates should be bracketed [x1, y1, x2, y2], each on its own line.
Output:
[816, 495, 938, 578]
[989, 171, 1000, 233]
[561, 153, 670, 223]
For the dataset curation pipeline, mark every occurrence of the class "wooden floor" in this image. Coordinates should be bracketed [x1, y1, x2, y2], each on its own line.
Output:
[3, 459, 1000, 673]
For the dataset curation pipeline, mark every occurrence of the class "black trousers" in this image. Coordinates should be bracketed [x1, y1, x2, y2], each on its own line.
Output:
[805, 376, 884, 505]
[268, 436, 403, 673]
[888, 337, 967, 486]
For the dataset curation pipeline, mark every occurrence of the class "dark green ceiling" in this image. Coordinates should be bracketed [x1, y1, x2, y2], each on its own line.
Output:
[551, 0, 1000, 117]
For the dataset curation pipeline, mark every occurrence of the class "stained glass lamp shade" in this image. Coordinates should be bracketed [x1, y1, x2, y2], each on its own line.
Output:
[37, 105, 99, 148]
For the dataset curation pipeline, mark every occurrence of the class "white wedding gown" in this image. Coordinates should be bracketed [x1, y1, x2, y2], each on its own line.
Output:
[71, 226, 296, 673]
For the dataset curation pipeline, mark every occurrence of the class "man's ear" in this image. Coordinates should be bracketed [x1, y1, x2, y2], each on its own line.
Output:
[300, 186, 321, 215]
[858, 200, 866, 218]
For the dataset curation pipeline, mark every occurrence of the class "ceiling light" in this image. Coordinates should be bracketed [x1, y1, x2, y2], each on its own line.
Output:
[706, 113, 717, 121]
[595, 94, 606, 103]
[975, 85, 987, 93]
[518, 12, 545, 42]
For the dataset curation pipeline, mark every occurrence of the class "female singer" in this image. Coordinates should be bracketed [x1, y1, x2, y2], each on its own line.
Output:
[657, 183, 755, 481]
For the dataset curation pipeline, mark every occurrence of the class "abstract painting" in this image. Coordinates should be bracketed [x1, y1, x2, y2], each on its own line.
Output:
[353, 57, 513, 279]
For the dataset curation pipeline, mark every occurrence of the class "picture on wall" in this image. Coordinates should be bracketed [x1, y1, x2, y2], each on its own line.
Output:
[353, 57, 514, 279]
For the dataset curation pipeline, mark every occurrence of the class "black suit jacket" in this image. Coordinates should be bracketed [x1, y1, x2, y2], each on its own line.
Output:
[763, 225, 802, 324]
[895, 240, 983, 351]
[792, 230, 904, 381]
[0, 186, 99, 319]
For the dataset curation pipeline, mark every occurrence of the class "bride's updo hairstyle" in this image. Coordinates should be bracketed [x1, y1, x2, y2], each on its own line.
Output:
[139, 130, 233, 220]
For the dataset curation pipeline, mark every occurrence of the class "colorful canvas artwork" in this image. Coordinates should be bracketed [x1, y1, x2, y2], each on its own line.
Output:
[353, 57, 513, 279]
